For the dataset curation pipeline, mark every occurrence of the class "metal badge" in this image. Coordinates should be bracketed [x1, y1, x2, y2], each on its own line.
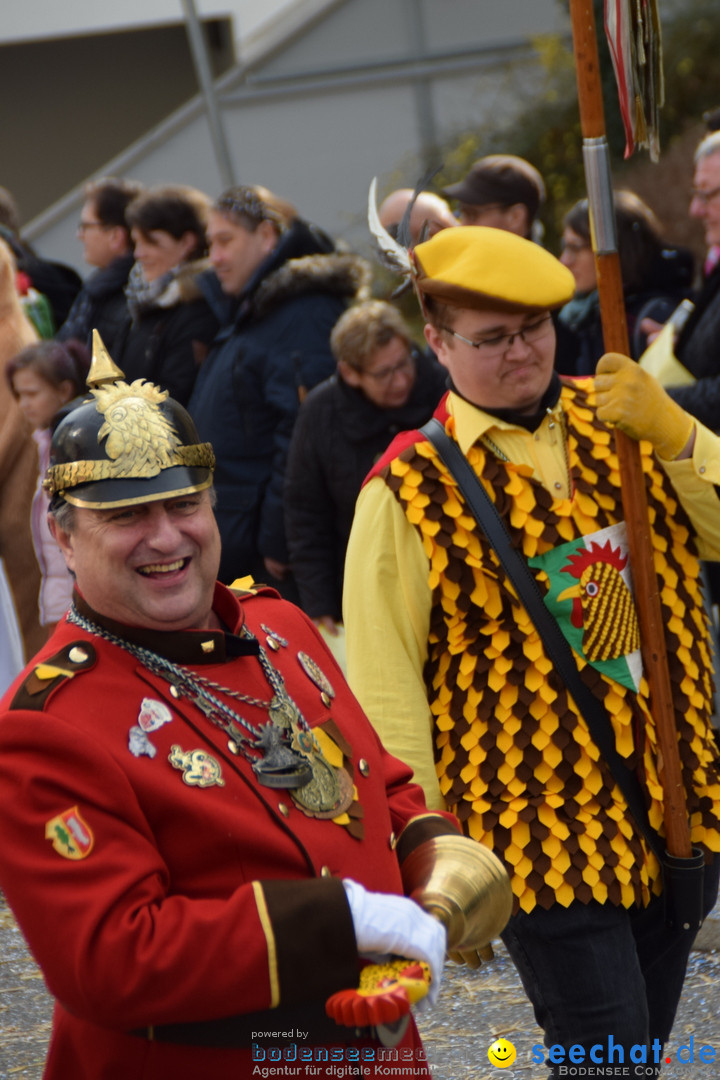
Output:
[261, 624, 287, 649]
[128, 725, 157, 759]
[291, 756, 353, 819]
[137, 697, 173, 733]
[45, 806, 94, 860]
[297, 652, 335, 700]
[169, 746, 226, 788]
[251, 724, 313, 789]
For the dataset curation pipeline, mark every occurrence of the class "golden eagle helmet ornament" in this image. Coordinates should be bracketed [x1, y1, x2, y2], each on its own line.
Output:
[44, 331, 215, 509]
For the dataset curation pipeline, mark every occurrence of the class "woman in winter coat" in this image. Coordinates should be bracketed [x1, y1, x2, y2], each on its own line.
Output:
[284, 300, 448, 629]
[114, 185, 220, 404]
[555, 190, 694, 376]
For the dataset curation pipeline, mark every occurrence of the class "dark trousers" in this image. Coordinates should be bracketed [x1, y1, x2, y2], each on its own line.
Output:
[501, 859, 719, 1079]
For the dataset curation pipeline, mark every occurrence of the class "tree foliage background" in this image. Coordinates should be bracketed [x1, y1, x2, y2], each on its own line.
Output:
[433, 0, 720, 261]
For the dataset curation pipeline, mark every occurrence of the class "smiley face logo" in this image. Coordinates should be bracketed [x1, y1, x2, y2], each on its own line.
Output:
[488, 1038, 517, 1068]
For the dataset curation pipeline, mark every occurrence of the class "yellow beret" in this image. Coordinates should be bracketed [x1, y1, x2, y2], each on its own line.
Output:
[413, 226, 575, 312]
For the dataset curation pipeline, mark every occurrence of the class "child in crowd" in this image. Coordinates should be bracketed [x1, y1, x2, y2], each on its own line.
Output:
[7, 339, 90, 636]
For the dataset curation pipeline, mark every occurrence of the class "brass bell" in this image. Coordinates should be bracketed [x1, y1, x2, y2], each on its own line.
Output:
[401, 835, 513, 952]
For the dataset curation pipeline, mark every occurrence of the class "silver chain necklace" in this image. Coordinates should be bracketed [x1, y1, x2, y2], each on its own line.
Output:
[66, 604, 315, 789]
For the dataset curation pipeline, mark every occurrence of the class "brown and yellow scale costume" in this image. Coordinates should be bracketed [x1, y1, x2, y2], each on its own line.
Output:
[380, 381, 720, 914]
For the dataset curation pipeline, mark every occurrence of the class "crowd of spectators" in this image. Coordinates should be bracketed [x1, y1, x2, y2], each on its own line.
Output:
[2, 130, 718, 687]
[3, 114, 720, 1080]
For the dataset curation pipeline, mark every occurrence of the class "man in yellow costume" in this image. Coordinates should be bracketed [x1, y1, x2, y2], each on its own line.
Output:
[343, 225, 720, 1077]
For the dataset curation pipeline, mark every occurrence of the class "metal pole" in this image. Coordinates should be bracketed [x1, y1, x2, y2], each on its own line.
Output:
[180, 0, 236, 189]
[403, 0, 438, 171]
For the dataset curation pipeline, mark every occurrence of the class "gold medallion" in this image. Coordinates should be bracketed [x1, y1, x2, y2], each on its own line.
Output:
[291, 753, 354, 818]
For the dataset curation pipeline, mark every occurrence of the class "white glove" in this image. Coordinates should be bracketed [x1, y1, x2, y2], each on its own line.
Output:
[343, 878, 446, 1007]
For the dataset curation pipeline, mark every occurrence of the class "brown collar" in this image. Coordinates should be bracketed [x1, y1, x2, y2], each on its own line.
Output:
[72, 585, 260, 665]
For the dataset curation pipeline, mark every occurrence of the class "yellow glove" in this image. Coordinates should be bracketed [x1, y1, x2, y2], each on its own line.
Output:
[594, 352, 694, 460]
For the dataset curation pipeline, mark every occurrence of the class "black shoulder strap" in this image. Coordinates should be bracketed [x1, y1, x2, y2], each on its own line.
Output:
[9, 641, 97, 712]
[420, 416, 665, 859]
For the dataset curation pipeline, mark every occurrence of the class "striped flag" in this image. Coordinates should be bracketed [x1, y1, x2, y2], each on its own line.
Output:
[604, 0, 664, 160]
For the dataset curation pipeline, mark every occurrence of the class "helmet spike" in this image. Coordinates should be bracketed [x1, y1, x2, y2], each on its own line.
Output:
[87, 330, 125, 389]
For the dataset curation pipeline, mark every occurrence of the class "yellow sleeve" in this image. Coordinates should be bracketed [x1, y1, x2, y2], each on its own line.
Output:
[342, 477, 444, 810]
[660, 421, 720, 560]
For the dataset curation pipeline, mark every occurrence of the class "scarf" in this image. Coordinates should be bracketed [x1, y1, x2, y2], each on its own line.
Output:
[124, 262, 184, 320]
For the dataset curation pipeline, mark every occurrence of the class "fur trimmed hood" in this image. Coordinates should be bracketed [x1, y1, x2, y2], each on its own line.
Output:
[227, 216, 372, 324]
[159, 258, 213, 306]
[251, 251, 371, 321]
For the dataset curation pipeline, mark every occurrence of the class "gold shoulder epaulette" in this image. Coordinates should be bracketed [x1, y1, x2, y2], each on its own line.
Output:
[228, 576, 279, 600]
[228, 575, 260, 598]
[9, 642, 97, 712]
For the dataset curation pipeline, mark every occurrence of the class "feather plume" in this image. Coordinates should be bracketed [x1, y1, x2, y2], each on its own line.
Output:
[395, 165, 443, 251]
[367, 178, 412, 276]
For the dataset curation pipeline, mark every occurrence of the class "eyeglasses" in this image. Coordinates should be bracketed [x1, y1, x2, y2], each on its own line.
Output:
[77, 220, 109, 234]
[358, 355, 415, 383]
[442, 313, 554, 358]
[690, 185, 720, 206]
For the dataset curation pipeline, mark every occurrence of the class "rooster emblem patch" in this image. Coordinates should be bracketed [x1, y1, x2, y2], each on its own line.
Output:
[556, 540, 640, 662]
[529, 522, 642, 690]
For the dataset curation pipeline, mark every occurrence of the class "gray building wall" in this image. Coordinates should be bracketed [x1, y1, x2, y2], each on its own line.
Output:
[24, 0, 569, 272]
[1, 20, 234, 226]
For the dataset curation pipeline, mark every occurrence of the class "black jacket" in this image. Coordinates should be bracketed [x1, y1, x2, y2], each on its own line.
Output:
[555, 244, 694, 376]
[113, 261, 220, 406]
[0, 227, 82, 329]
[284, 350, 448, 620]
[670, 263, 720, 431]
[57, 254, 134, 352]
[189, 220, 371, 584]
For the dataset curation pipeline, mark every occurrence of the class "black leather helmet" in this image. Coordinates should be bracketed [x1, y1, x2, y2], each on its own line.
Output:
[45, 332, 214, 509]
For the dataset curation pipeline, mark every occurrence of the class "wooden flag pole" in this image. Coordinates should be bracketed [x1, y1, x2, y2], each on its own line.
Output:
[568, 0, 692, 859]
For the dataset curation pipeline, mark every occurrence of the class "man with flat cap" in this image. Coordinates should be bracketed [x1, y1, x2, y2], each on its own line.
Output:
[442, 154, 545, 240]
[0, 334, 514, 1079]
[344, 225, 720, 1076]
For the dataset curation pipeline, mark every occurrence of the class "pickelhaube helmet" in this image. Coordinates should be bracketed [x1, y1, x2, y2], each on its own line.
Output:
[44, 331, 215, 509]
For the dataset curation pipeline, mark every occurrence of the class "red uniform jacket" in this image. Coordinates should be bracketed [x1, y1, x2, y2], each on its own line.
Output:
[0, 583, 458, 1079]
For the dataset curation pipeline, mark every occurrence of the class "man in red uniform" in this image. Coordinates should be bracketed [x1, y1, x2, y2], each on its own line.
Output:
[0, 336, 499, 1080]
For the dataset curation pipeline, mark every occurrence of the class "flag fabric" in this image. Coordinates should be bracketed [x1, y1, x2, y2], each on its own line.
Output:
[528, 522, 643, 691]
[604, 0, 664, 161]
